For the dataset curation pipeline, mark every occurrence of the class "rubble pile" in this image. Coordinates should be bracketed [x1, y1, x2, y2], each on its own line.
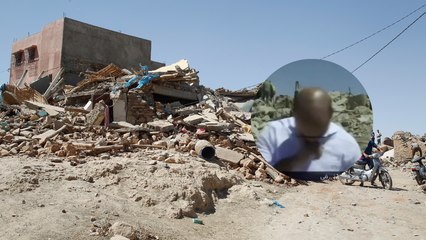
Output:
[391, 131, 426, 165]
[374, 131, 426, 168]
[0, 59, 290, 185]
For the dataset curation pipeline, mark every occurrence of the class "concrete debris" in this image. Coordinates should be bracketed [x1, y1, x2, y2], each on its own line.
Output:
[110, 221, 138, 240]
[215, 146, 244, 164]
[86, 100, 106, 126]
[380, 149, 394, 162]
[194, 140, 215, 160]
[147, 120, 174, 132]
[0, 59, 293, 192]
[390, 131, 426, 166]
[183, 114, 204, 125]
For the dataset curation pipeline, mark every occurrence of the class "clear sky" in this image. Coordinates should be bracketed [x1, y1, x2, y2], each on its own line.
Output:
[267, 59, 368, 96]
[1, 1, 425, 139]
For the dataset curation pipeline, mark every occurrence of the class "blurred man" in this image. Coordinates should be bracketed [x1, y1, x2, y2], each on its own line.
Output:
[256, 87, 360, 180]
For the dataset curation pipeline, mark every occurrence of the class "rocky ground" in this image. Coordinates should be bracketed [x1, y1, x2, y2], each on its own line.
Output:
[0, 153, 425, 240]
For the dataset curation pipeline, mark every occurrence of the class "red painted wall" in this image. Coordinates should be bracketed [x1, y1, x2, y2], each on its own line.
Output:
[9, 18, 64, 86]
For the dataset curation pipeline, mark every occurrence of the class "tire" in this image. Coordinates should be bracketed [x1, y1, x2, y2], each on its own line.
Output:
[415, 174, 425, 185]
[339, 175, 355, 185]
[379, 171, 392, 190]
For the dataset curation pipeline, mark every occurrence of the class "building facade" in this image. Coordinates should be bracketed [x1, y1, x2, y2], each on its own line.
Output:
[9, 18, 163, 90]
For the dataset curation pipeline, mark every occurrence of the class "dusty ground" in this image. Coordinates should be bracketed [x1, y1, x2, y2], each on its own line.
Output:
[0, 153, 425, 240]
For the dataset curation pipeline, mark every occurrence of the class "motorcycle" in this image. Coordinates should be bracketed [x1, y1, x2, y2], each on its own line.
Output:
[411, 156, 426, 185]
[338, 152, 393, 190]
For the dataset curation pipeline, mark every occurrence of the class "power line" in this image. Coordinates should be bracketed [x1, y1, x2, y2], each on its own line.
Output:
[352, 10, 426, 73]
[235, 5, 426, 90]
[322, 3, 426, 59]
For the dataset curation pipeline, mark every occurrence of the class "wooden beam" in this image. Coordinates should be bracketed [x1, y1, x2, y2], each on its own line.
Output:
[43, 68, 64, 99]
[24, 100, 65, 112]
[16, 69, 28, 88]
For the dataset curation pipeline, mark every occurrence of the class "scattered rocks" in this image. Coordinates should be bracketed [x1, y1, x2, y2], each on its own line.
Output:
[50, 158, 63, 163]
[29, 177, 39, 185]
[0, 149, 10, 156]
[147, 160, 157, 165]
[84, 176, 95, 183]
[111, 236, 130, 240]
[64, 175, 78, 181]
[110, 221, 138, 240]
[10, 148, 18, 155]
[92, 219, 112, 236]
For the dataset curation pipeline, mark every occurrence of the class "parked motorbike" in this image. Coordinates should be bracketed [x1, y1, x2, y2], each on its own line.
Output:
[411, 156, 426, 185]
[339, 153, 393, 190]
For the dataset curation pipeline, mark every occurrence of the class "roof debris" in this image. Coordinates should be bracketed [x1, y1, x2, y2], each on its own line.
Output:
[0, 59, 291, 185]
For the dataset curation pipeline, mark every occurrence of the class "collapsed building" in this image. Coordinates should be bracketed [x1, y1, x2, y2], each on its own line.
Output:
[9, 18, 163, 92]
[0, 56, 290, 188]
[64, 59, 201, 125]
[7, 18, 206, 125]
[2, 18, 401, 192]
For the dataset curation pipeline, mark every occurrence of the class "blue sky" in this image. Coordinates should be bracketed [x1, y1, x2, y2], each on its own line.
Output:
[1, 1, 425, 139]
[267, 59, 368, 96]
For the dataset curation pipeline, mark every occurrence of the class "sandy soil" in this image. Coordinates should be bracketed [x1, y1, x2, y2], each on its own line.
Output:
[0, 153, 425, 240]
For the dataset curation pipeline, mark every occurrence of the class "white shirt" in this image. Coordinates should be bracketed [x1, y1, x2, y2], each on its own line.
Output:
[256, 117, 360, 172]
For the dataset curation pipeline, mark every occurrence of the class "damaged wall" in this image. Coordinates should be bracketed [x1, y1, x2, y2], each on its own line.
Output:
[9, 17, 164, 87]
[61, 18, 160, 85]
[126, 92, 155, 124]
[9, 18, 64, 87]
[111, 91, 155, 125]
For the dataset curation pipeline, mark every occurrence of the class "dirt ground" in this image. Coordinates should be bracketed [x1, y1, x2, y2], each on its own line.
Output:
[0, 153, 425, 240]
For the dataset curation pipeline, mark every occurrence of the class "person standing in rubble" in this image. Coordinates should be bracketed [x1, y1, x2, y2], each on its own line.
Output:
[376, 129, 382, 145]
[256, 87, 360, 181]
[411, 141, 423, 158]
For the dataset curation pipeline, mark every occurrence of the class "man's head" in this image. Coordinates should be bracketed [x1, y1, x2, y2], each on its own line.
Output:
[293, 87, 333, 139]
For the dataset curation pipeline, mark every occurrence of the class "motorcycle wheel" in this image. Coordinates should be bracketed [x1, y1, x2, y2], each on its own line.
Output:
[415, 175, 425, 185]
[338, 175, 355, 185]
[379, 171, 392, 190]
